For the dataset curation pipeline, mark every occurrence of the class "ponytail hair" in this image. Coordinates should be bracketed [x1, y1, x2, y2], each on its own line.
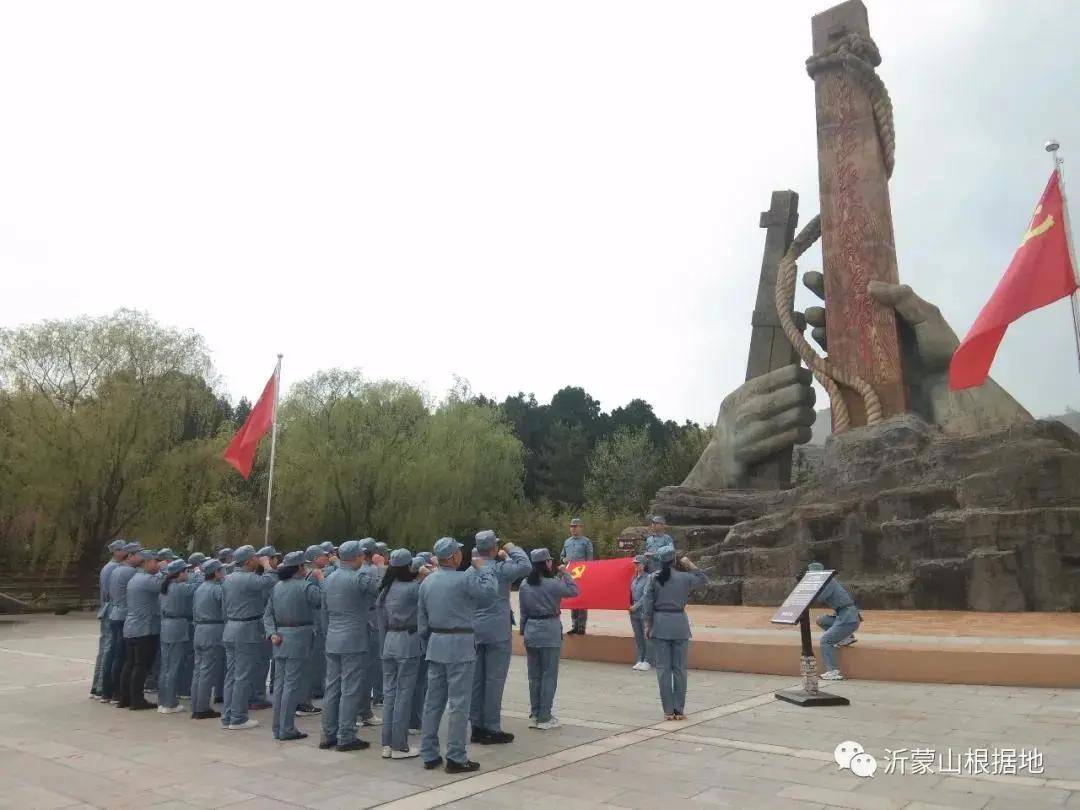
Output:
[525, 559, 553, 587]
[657, 561, 673, 586]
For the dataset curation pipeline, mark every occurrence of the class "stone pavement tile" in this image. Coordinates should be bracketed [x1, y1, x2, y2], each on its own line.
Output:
[689, 786, 827, 809]
[57, 749, 136, 774]
[232, 774, 346, 808]
[435, 782, 611, 810]
[851, 774, 990, 809]
[152, 784, 257, 809]
[548, 762, 712, 798]
[0, 784, 84, 809]
[307, 777, 424, 809]
[220, 800, 304, 809]
[984, 799, 1072, 810]
[514, 773, 631, 803]
[903, 803, 988, 810]
[776, 784, 905, 809]
[146, 803, 201, 810]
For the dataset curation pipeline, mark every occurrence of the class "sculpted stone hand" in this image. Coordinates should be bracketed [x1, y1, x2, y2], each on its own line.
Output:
[682, 364, 817, 490]
[802, 272, 1031, 435]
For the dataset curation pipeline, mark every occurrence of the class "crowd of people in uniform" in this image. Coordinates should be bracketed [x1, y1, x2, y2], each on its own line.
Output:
[88, 514, 857, 773]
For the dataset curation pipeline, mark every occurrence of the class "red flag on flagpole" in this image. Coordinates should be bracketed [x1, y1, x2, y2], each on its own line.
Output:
[222, 368, 278, 479]
[949, 170, 1078, 390]
[560, 557, 636, 610]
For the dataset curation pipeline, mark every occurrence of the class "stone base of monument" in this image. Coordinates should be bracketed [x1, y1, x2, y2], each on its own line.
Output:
[626, 416, 1080, 611]
[774, 688, 850, 707]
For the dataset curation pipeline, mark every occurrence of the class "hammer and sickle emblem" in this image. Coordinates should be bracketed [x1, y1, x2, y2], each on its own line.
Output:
[569, 564, 586, 580]
[1021, 204, 1055, 246]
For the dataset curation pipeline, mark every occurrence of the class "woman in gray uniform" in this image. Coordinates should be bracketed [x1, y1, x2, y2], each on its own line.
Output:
[158, 559, 198, 714]
[642, 546, 708, 721]
[518, 548, 579, 730]
[628, 555, 652, 672]
[376, 548, 433, 759]
[191, 559, 226, 719]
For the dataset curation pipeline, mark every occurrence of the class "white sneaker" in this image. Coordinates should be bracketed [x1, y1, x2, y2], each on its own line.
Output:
[391, 746, 420, 759]
[820, 670, 845, 681]
[408, 728, 421, 735]
[536, 718, 561, 730]
[157, 705, 184, 715]
[639, 662, 652, 671]
[528, 717, 540, 729]
[381, 745, 392, 759]
[631, 662, 643, 671]
[836, 635, 857, 647]
[227, 719, 260, 730]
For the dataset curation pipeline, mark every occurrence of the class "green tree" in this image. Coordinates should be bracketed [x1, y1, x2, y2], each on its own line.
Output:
[584, 427, 656, 513]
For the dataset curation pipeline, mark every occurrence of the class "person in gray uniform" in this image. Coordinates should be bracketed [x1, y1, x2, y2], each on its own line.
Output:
[264, 550, 324, 740]
[358, 538, 385, 712]
[408, 554, 431, 733]
[643, 516, 675, 573]
[470, 530, 531, 745]
[158, 559, 198, 714]
[319, 541, 339, 575]
[519, 548, 579, 730]
[118, 549, 162, 710]
[101, 542, 142, 703]
[375, 541, 389, 564]
[376, 548, 433, 759]
[251, 544, 281, 707]
[144, 548, 178, 694]
[217, 547, 236, 576]
[91, 539, 127, 700]
[418, 536, 498, 774]
[560, 518, 593, 635]
[187, 553, 207, 585]
[191, 559, 226, 719]
[628, 554, 652, 671]
[220, 545, 275, 731]
[319, 539, 380, 752]
[642, 546, 708, 721]
[296, 544, 331, 712]
[808, 562, 861, 681]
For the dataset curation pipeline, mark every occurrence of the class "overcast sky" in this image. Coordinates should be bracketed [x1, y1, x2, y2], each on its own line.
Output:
[1, 1, 1079, 425]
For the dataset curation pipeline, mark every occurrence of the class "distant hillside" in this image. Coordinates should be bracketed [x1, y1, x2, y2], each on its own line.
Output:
[806, 407, 1080, 445]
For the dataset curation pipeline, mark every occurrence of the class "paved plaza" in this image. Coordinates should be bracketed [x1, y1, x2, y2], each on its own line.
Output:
[1, 613, 1079, 809]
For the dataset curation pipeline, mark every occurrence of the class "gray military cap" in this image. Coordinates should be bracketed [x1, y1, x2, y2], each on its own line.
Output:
[657, 546, 677, 563]
[164, 559, 188, 576]
[281, 550, 306, 567]
[187, 552, 207, 567]
[474, 530, 498, 552]
[359, 538, 378, 556]
[256, 545, 279, 558]
[650, 515, 667, 525]
[530, 548, 552, 563]
[807, 562, 825, 573]
[338, 540, 362, 561]
[134, 548, 156, 562]
[233, 545, 257, 564]
[304, 545, 325, 563]
[633, 554, 646, 564]
[389, 548, 412, 567]
[375, 542, 389, 555]
[569, 518, 583, 526]
[320, 541, 336, 554]
[107, 539, 126, 552]
[415, 551, 434, 565]
[410, 556, 426, 573]
[433, 537, 463, 560]
[217, 547, 234, 562]
[201, 559, 223, 576]
[122, 542, 142, 554]
[156, 548, 177, 561]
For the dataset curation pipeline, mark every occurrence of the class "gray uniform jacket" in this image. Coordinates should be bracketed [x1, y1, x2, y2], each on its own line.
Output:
[642, 569, 709, 641]
[323, 567, 379, 655]
[107, 564, 138, 622]
[417, 566, 498, 664]
[222, 571, 276, 644]
[816, 578, 859, 622]
[124, 571, 162, 638]
[644, 533, 675, 557]
[306, 570, 329, 634]
[519, 573, 580, 648]
[472, 546, 531, 644]
[160, 581, 198, 643]
[561, 536, 593, 562]
[629, 572, 650, 615]
[378, 580, 423, 660]
[97, 560, 120, 619]
[263, 577, 323, 658]
[193, 581, 226, 646]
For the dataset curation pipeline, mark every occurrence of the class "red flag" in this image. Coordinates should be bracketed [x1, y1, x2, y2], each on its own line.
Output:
[950, 170, 1078, 390]
[222, 368, 278, 479]
[561, 557, 635, 610]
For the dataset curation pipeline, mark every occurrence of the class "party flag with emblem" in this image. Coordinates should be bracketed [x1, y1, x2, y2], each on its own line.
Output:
[560, 557, 636, 610]
[950, 169, 1078, 390]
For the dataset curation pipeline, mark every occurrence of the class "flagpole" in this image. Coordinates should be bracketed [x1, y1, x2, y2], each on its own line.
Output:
[263, 354, 283, 545]
[1046, 140, 1080, 374]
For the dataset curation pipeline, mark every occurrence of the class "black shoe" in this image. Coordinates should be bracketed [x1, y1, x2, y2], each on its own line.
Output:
[248, 700, 272, 711]
[115, 702, 129, 709]
[423, 756, 444, 770]
[318, 738, 338, 750]
[278, 731, 308, 742]
[484, 730, 515, 744]
[335, 739, 370, 752]
[471, 727, 490, 743]
[445, 759, 480, 774]
[295, 703, 321, 716]
[191, 709, 221, 720]
[130, 701, 157, 711]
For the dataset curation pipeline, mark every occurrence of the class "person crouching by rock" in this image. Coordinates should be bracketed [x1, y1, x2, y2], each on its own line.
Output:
[519, 548, 579, 730]
[808, 562, 861, 682]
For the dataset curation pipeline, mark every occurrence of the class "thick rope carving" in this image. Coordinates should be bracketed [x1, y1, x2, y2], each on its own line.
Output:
[774, 32, 896, 432]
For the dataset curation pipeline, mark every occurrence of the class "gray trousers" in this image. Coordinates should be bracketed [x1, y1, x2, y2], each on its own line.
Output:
[410, 657, 427, 729]
[321, 652, 367, 744]
[630, 615, 651, 664]
[817, 613, 860, 672]
[301, 632, 326, 702]
[222, 641, 261, 727]
[420, 659, 475, 764]
[368, 623, 383, 703]
[571, 609, 587, 633]
[92, 615, 112, 694]
[470, 639, 511, 732]
[179, 646, 194, 697]
[381, 656, 420, 751]
[271, 656, 307, 738]
[525, 645, 560, 723]
[102, 620, 126, 699]
[145, 638, 161, 690]
[652, 638, 689, 716]
[251, 639, 272, 702]
[158, 640, 192, 708]
[191, 643, 224, 714]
